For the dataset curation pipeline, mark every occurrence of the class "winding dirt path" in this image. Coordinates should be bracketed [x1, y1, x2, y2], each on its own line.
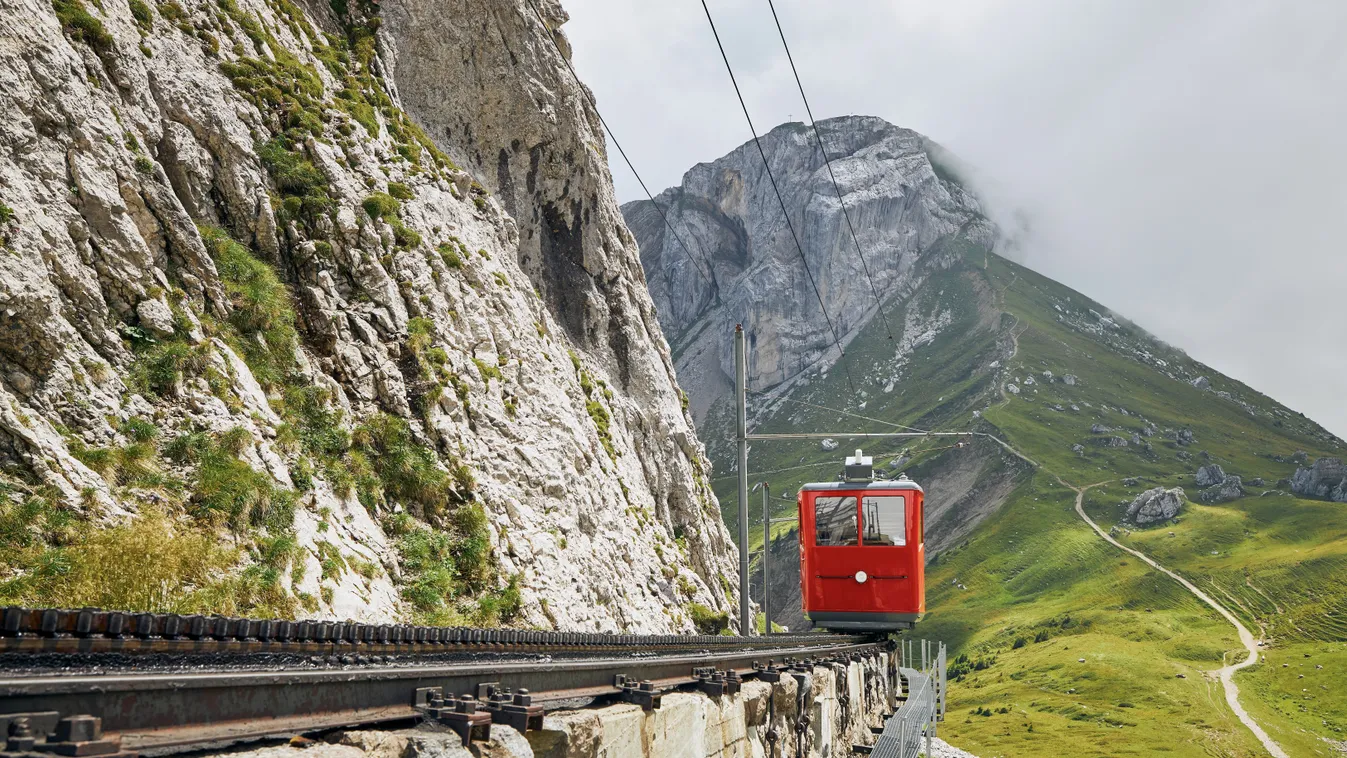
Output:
[981, 283, 1286, 756]
[1061, 479, 1288, 758]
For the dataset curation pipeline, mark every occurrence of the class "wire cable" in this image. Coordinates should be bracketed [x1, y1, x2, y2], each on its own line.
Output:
[747, 389, 931, 433]
[698, 0, 856, 396]
[524, 1, 719, 293]
[764, 0, 894, 340]
[711, 459, 836, 482]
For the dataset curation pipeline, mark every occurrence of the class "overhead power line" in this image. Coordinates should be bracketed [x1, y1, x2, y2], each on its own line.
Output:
[697, 0, 856, 396]
[764, 0, 894, 341]
[747, 389, 930, 433]
[524, 1, 718, 293]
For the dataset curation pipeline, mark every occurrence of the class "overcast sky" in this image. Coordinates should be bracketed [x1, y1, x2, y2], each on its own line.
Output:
[561, 0, 1347, 441]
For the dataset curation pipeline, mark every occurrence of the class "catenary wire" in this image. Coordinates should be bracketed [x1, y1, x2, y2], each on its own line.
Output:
[524, 1, 719, 294]
[764, 0, 895, 341]
[747, 389, 931, 433]
[698, 0, 856, 396]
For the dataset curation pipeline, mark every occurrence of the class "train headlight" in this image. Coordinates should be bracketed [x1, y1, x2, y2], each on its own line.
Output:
[855, 571, 868, 584]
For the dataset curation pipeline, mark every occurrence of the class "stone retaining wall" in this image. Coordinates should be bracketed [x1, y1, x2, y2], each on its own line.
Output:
[225, 655, 896, 758]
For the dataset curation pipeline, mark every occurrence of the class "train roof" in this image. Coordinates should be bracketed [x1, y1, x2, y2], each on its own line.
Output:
[799, 479, 925, 493]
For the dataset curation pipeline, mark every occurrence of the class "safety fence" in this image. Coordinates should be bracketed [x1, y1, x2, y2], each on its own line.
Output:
[869, 638, 947, 758]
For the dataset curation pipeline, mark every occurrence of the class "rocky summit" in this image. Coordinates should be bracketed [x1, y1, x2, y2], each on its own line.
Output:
[623, 115, 993, 419]
[0, 0, 737, 632]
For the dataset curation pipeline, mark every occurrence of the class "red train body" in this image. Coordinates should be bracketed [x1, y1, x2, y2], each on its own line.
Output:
[797, 451, 925, 632]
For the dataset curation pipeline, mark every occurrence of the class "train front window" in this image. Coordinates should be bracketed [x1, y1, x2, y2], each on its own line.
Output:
[814, 496, 858, 546]
[861, 495, 906, 546]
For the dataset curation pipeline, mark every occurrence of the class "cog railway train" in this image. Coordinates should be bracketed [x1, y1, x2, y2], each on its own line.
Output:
[797, 450, 925, 632]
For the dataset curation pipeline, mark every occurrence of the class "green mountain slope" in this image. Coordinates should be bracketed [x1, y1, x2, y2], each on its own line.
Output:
[705, 240, 1346, 756]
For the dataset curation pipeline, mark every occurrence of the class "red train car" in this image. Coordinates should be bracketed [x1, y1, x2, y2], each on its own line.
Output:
[798, 450, 925, 632]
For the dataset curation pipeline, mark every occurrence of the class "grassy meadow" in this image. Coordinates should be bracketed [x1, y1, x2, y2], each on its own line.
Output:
[702, 240, 1346, 756]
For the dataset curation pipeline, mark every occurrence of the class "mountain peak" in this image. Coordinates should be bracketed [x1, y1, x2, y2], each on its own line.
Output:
[624, 115, 992, 412]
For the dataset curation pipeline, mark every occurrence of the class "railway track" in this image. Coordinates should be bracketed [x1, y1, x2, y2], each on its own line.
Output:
[0, 607, 890, 756]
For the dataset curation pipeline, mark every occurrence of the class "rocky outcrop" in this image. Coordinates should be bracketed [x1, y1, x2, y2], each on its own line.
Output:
[1194, 464, 1226, 487]
[0, 0, 735, 630]
[1290, 458, 1347, 502]
[623, 116, 993, 417]
[1198, 475, 1245, 504]
[1126, 487, 1185, 524]
[1188, 464, 1245, 503]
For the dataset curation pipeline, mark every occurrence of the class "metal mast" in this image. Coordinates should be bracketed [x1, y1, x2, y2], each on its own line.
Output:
[735, 325, 751, 635]
[760, 482, 771, 634]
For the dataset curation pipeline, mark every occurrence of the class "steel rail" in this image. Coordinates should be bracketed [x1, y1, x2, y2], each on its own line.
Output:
[0, 606, 849, 656]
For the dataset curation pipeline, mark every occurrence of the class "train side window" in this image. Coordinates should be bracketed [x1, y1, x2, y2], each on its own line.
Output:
[861, 495, 906, 546]
[814, 496, 858, 546]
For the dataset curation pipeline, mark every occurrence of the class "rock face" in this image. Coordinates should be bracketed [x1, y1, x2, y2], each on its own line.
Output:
[1199, 475, 1245, 504]
[622, 116, 993, 416]
[1126, 487, 1186, 524]
[0, 0, 736, 630]
[1194, 464, 1226, 487]
[1291, 458, 1347, 502]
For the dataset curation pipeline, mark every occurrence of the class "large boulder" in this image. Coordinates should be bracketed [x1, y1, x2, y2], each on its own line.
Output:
[1194, 464, 1226, 488]
[1176, 429, 1195, 446]
[1290, 458, 1347, 502]
[1126, 488, 1186, 524]
[1199, 476, 1245, 504]
[1191, 376, 1210, 390]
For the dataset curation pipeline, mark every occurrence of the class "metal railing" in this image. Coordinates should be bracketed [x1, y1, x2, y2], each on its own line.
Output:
[871, 639, 946, 758]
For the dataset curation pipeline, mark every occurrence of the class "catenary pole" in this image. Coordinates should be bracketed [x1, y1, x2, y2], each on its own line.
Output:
[760, 481, 771, 634]
[735, 325, 751, 635]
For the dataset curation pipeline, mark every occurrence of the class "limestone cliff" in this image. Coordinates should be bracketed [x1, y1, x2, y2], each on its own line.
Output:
[623, 115, 993, 418]
[0, 0, 736, 632]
